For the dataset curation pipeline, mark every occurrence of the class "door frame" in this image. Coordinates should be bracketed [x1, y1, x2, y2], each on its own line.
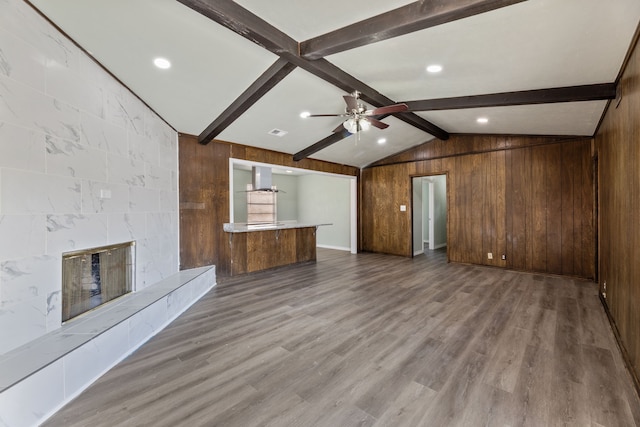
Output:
[410, 172, 449, 259]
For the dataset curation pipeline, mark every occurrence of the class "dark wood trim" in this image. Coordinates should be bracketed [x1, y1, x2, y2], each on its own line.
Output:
[300, 0, 526, 60]
[404, 83, 617, 111]
[293, 129, 352, 162]
[198, 59, 296, 145]
[600, 293, 640, 400]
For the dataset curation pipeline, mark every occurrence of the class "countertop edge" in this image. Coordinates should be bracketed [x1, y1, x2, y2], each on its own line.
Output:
[223, 222, 332, 233]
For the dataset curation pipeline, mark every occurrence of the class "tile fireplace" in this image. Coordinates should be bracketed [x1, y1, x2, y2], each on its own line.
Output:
[61, 242, 134, 322]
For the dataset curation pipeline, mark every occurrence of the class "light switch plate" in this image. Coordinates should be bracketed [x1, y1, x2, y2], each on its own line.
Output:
[400, 205, 407, 211]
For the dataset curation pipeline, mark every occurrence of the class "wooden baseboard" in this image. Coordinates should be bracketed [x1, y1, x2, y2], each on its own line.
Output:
[599, 292, 640, 401]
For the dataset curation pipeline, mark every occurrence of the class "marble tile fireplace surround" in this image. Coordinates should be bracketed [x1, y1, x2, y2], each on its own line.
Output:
[0, 0, 209, 423]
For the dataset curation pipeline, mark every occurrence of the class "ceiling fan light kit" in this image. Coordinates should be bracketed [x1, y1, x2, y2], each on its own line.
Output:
[306, 91, 408, 137]
[343, 117, 370, 133]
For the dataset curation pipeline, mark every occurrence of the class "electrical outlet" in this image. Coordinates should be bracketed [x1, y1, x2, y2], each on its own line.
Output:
[487, 252, 493, 260]
[501, 254, 506, 260]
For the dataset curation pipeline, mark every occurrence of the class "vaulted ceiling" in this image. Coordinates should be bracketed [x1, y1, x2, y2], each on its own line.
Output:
[29, 0, 640, 168]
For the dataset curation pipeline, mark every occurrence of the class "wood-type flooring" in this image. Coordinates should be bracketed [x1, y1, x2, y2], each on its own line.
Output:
[43, 249, 640, 426]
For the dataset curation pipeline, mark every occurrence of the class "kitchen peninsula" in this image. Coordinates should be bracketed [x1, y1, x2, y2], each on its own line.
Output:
[223, 222, 331, 276]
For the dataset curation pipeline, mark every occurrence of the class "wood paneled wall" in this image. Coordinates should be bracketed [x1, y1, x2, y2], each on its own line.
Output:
[179, 135, 358, 276]
[596, 32, 640, 390]
[361, 135, 595, 278]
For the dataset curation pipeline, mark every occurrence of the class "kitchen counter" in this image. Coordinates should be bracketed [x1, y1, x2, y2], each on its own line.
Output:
[223, 221, 332, 233]
[223, 222, 331, 275]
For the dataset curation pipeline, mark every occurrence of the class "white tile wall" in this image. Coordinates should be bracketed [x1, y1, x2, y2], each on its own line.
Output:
[0, 122, 46, 172]
[80, 112, 128, 156]
[0, 169, 82, 214]
[0, 26, 47, 92]
[0, 296, 47, 353]
[0, 215, 47, 260]
[107, 213, 146, 243]
[0, 254, 59, 305]
[0, 0, 179, 355]
[82, 180, 130, 214]
[45, 214, 108, 254]
[45, 136, 108, 181]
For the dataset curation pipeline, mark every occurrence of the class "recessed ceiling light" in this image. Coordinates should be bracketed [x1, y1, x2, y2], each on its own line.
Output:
[477, 117, 489, 124]
[299, 111, 311, 118]
[153, 57, 171, 69]
[286, 170, 293, 174]
[426, 64, 443, 73]
[377, 138, 387, 144]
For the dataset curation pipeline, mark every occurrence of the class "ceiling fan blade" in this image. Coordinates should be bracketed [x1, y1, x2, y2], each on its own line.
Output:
[365, 103, 408, 116]
[332, 123, 345, 133]
[369, 118, 389, 130]
[343, 95, 358, 111]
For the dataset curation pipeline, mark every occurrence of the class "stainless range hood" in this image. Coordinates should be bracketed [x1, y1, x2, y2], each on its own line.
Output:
[252, 166, 274, 191]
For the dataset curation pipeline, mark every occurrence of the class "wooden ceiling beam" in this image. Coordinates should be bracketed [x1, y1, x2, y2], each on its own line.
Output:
[293, 129, 352, 162]
[197, 58, 296, 145]
[404, 83, 617, 111]
[300, 0, 527, 60]
[178, 0, 450, 151]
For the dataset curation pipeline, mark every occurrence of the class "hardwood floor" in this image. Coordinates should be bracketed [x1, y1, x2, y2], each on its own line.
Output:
[43, 249, 640, 426]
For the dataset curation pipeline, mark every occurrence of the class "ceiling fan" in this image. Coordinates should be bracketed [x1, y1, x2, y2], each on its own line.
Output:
[305, 91, 408, 134]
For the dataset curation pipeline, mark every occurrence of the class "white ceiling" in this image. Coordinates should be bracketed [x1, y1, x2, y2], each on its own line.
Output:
[29, 0, 640, 168]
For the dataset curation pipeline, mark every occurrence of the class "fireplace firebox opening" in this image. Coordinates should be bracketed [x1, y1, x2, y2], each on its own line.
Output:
[62, 241, 135, 322]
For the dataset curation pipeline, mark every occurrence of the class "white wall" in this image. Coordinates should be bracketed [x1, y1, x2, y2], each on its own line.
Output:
[233, 169, 299, 222]
[232, 165, 352, 250]
[433, 175, 447, 247]
[414, 175, 447, 252]
[298, 174, 351, 250]
[232, 169, 251, 222]
[422, 183, 429, 242]
[412, 177, 423, 254]
[273, 174, 299, 221]
[0, 0, 179, 355]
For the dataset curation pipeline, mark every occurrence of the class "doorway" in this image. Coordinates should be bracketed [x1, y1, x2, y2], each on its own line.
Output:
[412, 175, 447, 256]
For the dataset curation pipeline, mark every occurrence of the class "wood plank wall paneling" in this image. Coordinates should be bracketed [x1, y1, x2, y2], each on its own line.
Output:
[296, 228, 317, 262]
[178, 135, 358, 276]
[361, 135, 595, 279]
[596, 28, 640, 390]
[179, 134, 230, 271]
